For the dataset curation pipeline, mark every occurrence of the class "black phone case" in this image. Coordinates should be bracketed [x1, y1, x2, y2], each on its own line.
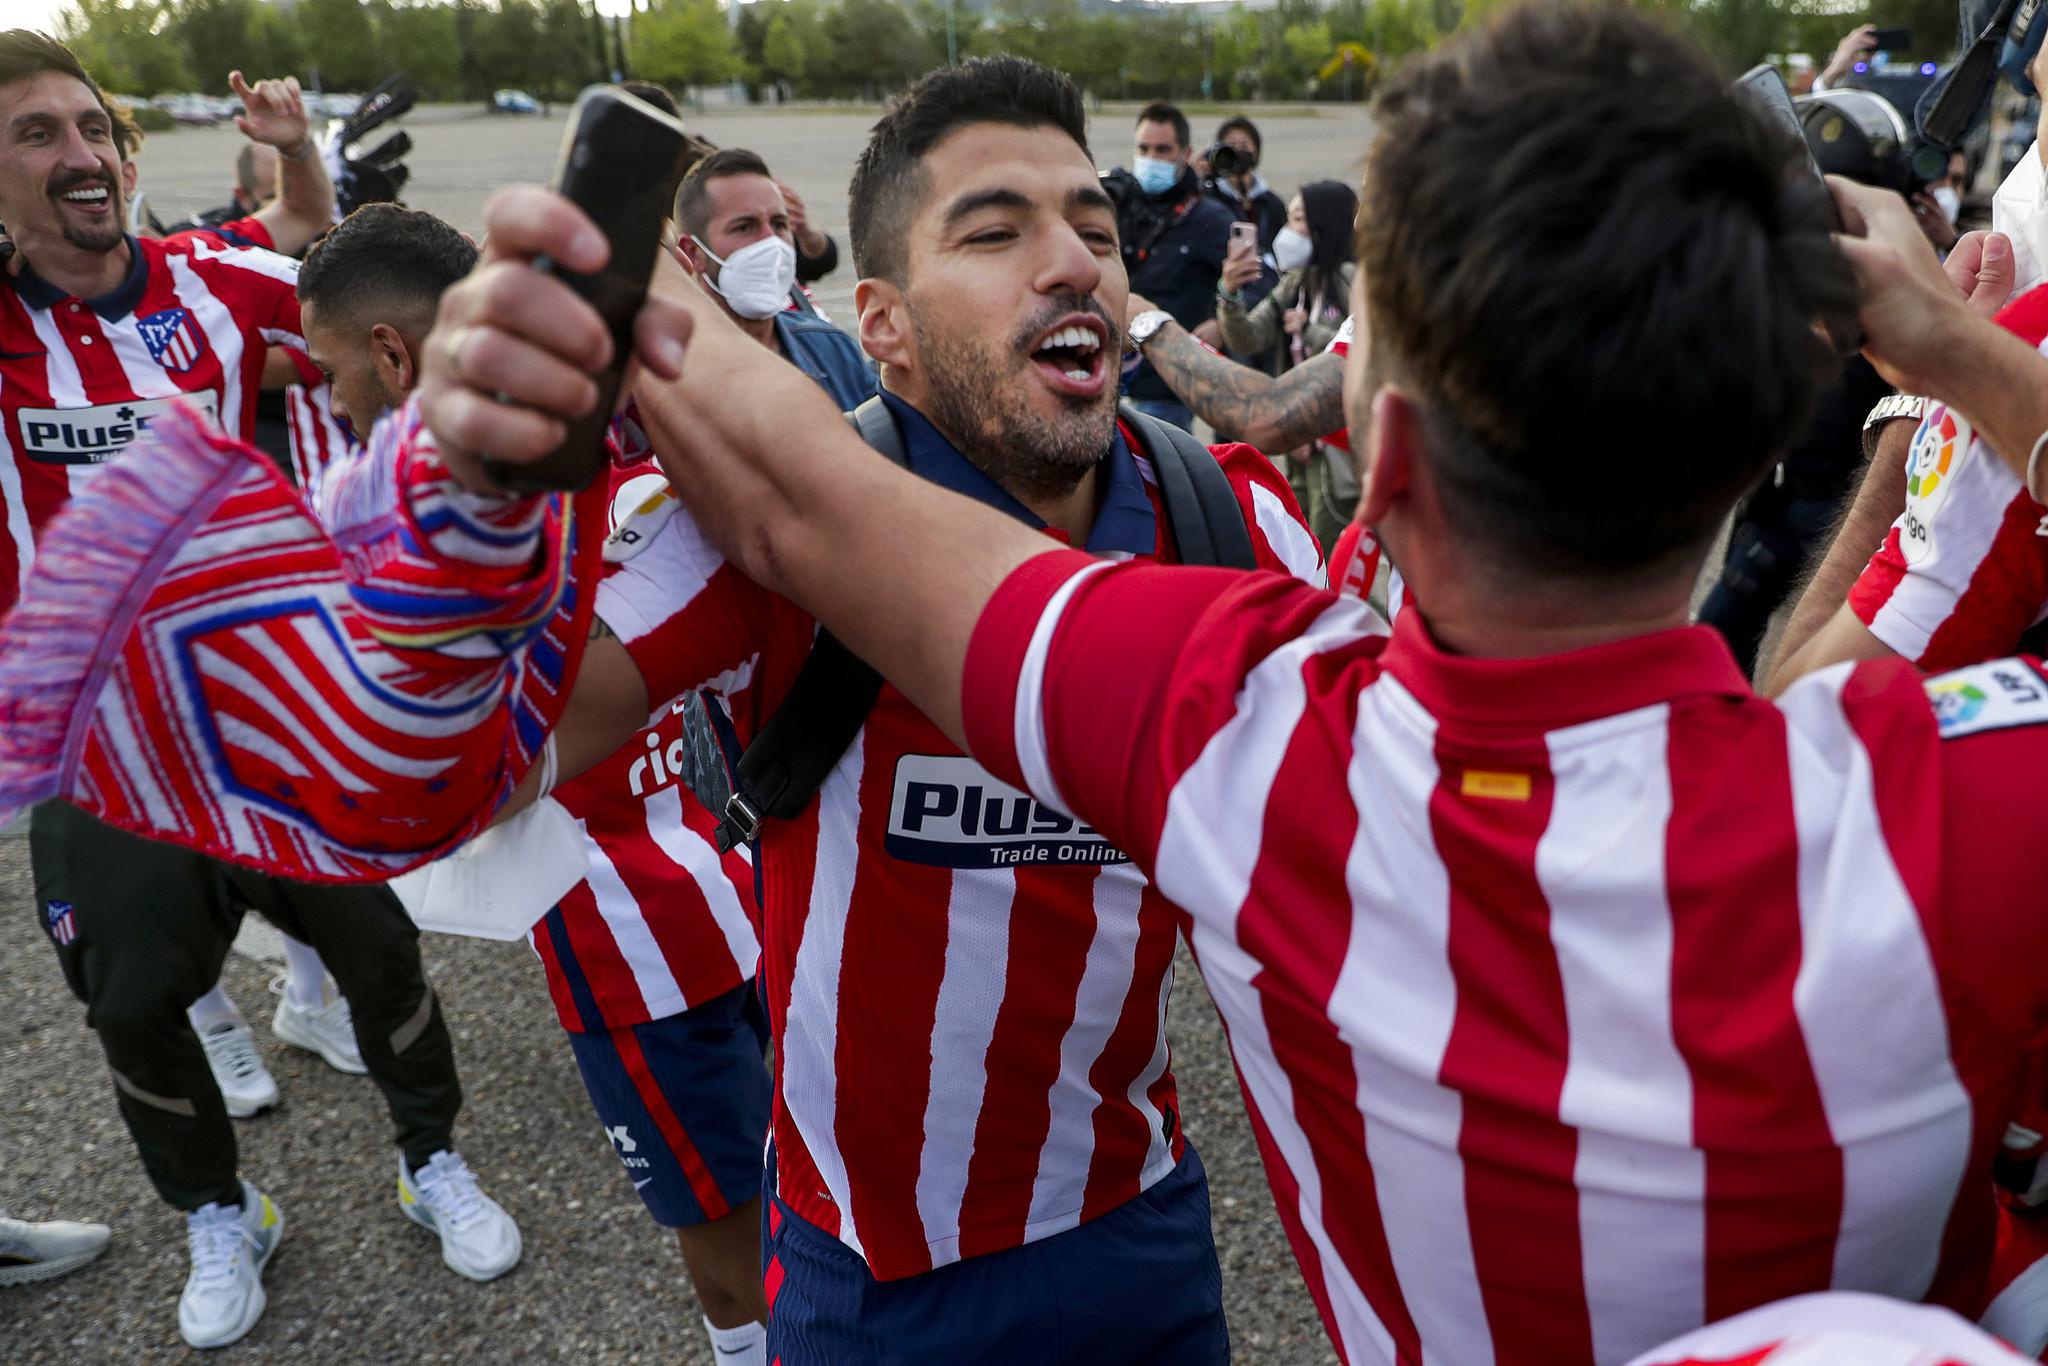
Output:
[482, 88, 690, 494]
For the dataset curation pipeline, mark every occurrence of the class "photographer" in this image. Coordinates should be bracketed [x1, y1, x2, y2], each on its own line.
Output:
[1104, 101, 1234, 430]
[1214, 179, 1357, 548]
[1203, 116, 1286, 257]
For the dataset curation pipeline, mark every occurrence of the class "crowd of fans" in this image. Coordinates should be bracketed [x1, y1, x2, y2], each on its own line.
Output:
[11, 6, 2048, 1364]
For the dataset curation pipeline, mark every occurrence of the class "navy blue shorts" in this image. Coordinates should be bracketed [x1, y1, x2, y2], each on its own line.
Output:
[565, 979, 771, 1228]
[764, 1146, 1229, 1364]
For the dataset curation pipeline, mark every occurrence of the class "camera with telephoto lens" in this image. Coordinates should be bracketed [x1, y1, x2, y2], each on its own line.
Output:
[1205, 140, 1250, 179]
[1798, 88, 1943, 193]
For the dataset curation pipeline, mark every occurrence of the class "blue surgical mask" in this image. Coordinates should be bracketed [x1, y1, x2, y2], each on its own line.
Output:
[1132, 155, 1180, 196]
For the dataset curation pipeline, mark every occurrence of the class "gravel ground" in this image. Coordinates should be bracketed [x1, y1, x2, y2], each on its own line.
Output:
[0, 829, 1336, 1364]
[2, 100, 1377, 1363]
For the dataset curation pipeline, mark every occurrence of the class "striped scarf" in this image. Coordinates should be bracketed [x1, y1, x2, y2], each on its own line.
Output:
[0, 398, 603, 881]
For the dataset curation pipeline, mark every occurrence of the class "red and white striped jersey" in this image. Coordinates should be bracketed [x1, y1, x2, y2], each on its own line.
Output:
[531, 696, 762, 1033]
[0, 231, 303, 612]
[595, 394, 1323, 1280]
[1851, 287, 2048, 670]
[964, 549, 2048, 1365]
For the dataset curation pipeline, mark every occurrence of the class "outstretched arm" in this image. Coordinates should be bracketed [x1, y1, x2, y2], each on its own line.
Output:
[1130, 290, 1347, 451]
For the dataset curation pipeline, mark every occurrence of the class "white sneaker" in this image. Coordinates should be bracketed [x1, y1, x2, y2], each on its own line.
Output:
[177, 1181, 282, 1349]
[269, 974, 366, 1075]
[198, 1019, 280, 1119]
[0, 1212, 111, 1286]
[397, 1151, 521, 1282]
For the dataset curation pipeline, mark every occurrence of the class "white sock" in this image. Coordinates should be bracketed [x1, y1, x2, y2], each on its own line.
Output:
[186, 984, 244, 1034]
[279, 934, 328, 1008]
[704, 1317, 765, 1366]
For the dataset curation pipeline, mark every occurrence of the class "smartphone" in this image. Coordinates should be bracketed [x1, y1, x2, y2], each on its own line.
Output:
[1871, 26, 1912, 52]
[1228, 220, 1258, 256]
[480, 87, 691, 494]
[1734, 64, 1828, 195]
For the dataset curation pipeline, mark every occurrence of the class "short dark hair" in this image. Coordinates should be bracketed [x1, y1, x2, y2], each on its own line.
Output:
[1360, 2, 1855, 581]
[297, 204, 478, 328]
[675, 147, 774, 239]
[0, 30, 118, 152]
[848, 56, 1089, 283]
[1215, 115, 1260, 153]
[1135, 102, 1189, 153]
[619, 80, 678, 118]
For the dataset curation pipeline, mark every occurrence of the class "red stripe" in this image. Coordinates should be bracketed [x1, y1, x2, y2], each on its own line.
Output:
[1078, 885, 1182, 1220]
[1429, 731, 1593, 1364]
[1665, 699, 1843, 1320]
[611, 1024, 732, 1221]
[1846, 528, 1910, 634]
[828, 708, 953, 1275]
[955, 859, 1098, 1258]
[1234, 655, 1424, 1363]
[1918, 490, 2048, 672]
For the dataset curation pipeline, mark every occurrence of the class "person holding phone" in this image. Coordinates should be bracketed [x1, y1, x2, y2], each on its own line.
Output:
[1215, 181, 1360, 549]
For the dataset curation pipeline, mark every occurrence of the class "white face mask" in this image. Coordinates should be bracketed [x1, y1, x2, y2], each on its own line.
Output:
[693, 233, 798, 320]
[1272, 225, 1313, 272]
[1993, 140, 2048, 300]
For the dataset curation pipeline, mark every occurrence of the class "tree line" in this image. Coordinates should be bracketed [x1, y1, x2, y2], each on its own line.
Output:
[54, 0, 1977, 108]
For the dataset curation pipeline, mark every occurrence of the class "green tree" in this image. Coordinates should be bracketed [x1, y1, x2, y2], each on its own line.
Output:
[170, 0, 255, 94]
[472, 0, 545, 92]
[630, 0, 739, 90]
[818, 0, 930, 97]
[60, 0, 194, 95]
[537, 0, 598, 98]
[382, 2, 462, 96]
[297, 0, 378, 89]
[758, 0, 827, 90]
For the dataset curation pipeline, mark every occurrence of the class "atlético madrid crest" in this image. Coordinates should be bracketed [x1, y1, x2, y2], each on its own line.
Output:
[136, 307, 206, 373]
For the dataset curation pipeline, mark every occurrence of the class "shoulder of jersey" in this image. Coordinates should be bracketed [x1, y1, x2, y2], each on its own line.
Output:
[603, 473, 678, 564]
[1998, 280, 2048, 349]
[1923, 656, 2048, 740]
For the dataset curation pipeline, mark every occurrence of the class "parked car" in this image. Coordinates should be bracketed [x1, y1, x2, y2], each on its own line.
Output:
[492, 88, 541, 114]
[151, 93, 224, 126]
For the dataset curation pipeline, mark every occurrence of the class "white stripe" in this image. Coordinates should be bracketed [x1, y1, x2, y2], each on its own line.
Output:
[778, 735, 867, 1260]
[166, 256, 246, 437]
[90, 680, 180, 829]
[1160, 598, 1399, 1366]
[26, 307, 99, 502]
[914, 867, 1015, 1260]
[641, 783, 759, 982]
[1012, 560, 1113, 814]
[1342, 675, 1488, 1366]
[1251, 480, 1327, 588]
[574, 817, 676, 1018]
[1778, 675, 1974, 1299]
[186, 236, 302, 287]
[0, 370, 31, 594]
[1123, 932, 1177, 1182]
[1542, 703, 1707, 1364]
[1026, 865, 1152, 1237]
[1625, 1291, 2035, 1366]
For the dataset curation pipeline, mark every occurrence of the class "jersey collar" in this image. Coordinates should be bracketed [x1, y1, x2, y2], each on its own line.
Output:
[11, 235, 149, 320]
[877, 390, 1157, 555]
[1381, 608, 1754, 731]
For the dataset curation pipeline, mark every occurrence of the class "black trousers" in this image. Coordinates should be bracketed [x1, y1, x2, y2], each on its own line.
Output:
[30, 801, 462, 1211]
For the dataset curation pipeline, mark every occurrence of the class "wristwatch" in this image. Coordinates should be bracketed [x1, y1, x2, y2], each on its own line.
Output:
[1861, 393, 1926, 434]
[1127, 309, 1176, 353]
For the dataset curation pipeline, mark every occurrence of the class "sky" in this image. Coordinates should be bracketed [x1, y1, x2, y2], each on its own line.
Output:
[2, 0, 71, 34]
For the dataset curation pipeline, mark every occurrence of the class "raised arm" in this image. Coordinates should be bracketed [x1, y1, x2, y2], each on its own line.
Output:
[229, 70, 334, 258]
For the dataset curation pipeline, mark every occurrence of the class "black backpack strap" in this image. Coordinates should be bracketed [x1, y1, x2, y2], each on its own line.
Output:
[717, 398, 903, 849]
[1118, 403, 1259, 570]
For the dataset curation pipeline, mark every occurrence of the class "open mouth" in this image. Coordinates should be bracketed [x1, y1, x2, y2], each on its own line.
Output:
[1028, 316, 1110, 396]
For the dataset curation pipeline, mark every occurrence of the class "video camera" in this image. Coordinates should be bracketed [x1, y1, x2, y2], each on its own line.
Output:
[1800, 88, 1943, 194]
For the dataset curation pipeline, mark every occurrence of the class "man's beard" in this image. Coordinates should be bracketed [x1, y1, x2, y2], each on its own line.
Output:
[50, 170, 124, 253]
[908, 292, 1119, 502]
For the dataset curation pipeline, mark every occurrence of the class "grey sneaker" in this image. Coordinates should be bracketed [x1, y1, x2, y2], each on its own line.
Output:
[0, 1213, 111, 1287]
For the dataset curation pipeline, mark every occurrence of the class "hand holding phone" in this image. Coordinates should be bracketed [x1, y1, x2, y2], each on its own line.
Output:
[479, 87, 691, 494]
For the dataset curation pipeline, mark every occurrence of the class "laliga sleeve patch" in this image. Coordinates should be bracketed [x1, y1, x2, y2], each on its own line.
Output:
[603, 480, 678, 564]
[1899, 403, 1973, 566]
[1924, 658, 2048, 739]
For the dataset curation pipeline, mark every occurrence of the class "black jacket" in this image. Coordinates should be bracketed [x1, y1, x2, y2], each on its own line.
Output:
[1105, 165, 1235, 402]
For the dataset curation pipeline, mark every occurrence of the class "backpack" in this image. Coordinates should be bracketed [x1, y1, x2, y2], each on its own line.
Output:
[690, 396, 1257, 852]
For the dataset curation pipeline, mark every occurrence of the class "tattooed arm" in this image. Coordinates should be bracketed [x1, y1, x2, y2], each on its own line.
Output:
[1130, 294, 1348, 451]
